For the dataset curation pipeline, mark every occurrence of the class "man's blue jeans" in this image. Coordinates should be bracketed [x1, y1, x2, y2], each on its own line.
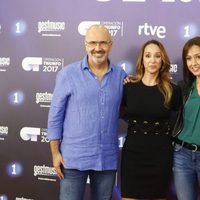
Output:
[60, 169, 116, 200]
[173, 143, 200, 200]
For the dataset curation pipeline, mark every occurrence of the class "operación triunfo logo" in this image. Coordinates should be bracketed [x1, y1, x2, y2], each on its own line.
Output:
[78, 21, 123, 37]
[20, 127, 49, 143]
[0, 126, 8, 141]
[36, 92, 52, 108]
[38, 20, 65, 37]
[34, 164, 56, 182]
[0, 57, 10, 72]
[22, 57, 64, 72]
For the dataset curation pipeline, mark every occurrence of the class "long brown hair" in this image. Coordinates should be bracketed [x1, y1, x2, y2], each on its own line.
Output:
[134, 40, 172, 106]
[182, 36, 200, 85]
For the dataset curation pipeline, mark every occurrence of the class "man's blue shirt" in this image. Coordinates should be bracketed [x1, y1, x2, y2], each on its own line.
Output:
[47, 56, 126, 170]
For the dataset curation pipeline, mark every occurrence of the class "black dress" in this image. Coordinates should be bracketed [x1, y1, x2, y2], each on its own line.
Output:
[121, 81, 181, 199]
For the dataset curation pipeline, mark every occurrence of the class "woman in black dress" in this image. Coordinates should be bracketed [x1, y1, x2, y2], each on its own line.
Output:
[121, 40, 182, 200]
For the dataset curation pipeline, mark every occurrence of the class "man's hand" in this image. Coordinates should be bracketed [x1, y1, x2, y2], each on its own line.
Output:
[52, 152, 65, 180]
[50, 140, 64, 180]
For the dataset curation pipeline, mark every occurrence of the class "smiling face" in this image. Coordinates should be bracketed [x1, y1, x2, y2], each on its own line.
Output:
[143, 43, 162, 76]
[186, 45, 200, 78]
[85, 25, 112, 67]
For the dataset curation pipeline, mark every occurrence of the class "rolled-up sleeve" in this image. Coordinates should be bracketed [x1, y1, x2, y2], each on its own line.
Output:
[47, 69, 71, 140]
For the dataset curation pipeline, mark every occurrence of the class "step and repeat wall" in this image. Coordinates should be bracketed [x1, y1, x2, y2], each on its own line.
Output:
[0, 0, 199, 199]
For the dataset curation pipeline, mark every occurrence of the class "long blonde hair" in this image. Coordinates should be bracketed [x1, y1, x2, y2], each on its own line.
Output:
[135, 40, 172, 106]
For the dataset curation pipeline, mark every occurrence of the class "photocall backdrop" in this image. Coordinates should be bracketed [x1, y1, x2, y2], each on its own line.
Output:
[0, 0, 199, 199]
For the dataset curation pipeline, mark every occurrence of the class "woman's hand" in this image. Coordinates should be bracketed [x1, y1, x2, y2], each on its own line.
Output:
[123, 75, 135, 85]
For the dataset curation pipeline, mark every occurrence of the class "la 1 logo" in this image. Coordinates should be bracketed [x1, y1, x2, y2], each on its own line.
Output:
[0, 195, 8, 200]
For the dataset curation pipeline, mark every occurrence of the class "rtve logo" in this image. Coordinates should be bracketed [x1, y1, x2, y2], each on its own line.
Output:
[138, 23, 166, 39]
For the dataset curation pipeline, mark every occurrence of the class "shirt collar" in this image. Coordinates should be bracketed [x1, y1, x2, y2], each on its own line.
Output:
[81, 55, 113, 72]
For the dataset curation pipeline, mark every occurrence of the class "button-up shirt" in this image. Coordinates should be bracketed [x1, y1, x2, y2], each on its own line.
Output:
[179, 80, 200, 145]
[47, 56, 126, 170]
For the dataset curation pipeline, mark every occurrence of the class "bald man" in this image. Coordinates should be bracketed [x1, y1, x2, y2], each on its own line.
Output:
[47, 25, 126, 200]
